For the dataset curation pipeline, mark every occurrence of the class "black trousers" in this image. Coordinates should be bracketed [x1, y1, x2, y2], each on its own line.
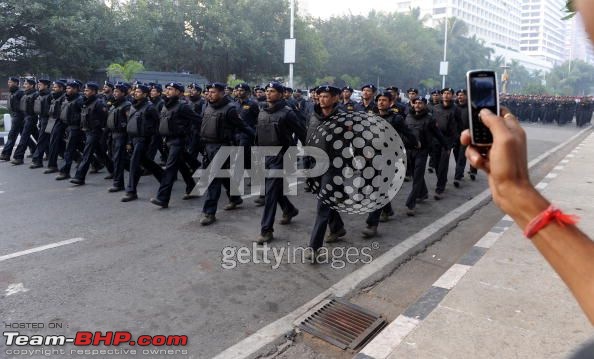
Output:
[201, 143, 241, 214]
[261, 159, 297, 234]
[13, 115, 38, 160]
[366, 203, 393, 227]
[1, 116, 24, 157]
[74, 129, 102, 181]
[126, 137, 164, 194]
[111, 133, 129, 188]
[435, 144, 452, 194]
[406, 149, 429, 210]
[309, 173, 344, 251]
[155, 137, 196, 204]
[60, 127, 83, 175]
[32, 117, 50, 164]
[47, 121, 66, 169]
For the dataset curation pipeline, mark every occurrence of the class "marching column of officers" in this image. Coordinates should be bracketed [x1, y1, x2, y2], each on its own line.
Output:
[2, 76, 591, 263]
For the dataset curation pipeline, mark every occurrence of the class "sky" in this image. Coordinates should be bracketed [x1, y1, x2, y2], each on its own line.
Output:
[297, 0, 401, 19]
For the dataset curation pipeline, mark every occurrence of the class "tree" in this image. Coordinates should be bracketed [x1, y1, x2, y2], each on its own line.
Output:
[107, 61, 145, 82]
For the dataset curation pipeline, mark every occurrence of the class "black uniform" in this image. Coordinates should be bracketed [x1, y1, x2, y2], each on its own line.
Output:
[125, 98, 164, 196]
[31, 88, 52, 166]
[432, 102, 458, 195]
[453, 101, 477, 181]
[147, 95, 167, 164]
[45, 91, 67, 171]
[106, 97, 132, 189]
[355, 100, 378, 114]
[200, 96, 255, 215]
[58, 93, 84, 177]
[235, 97, 259, 168]
[13, 88, 39, 161]
[187, 95, 205, 169]
[256, 99, 306, 236]
[308, 104, 346, 252]
[153, 95, 201, 205]
[0, 86, 25, 160]
[72, 95, 109, 183]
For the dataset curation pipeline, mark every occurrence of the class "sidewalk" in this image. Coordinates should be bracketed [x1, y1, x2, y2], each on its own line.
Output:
[357, 132, 594, 359]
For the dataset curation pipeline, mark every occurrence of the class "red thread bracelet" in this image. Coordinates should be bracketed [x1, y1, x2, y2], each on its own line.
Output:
[524, 205, 579, 238]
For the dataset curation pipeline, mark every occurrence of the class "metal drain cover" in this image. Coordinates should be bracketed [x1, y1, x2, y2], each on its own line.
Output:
[298, 298, 387, 350]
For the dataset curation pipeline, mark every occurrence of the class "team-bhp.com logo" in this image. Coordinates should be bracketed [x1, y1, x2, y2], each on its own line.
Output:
[192, 111, 406, 214]
[4, 331, 188, 357]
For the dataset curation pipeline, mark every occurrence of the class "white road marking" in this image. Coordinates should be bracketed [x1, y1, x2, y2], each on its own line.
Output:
[433, 264, 472, 290]
[0, 191, 4, 194]
[545, 173, 558, 179]
[5, 283, 30, 296]
[0, 237, 86, 263]
[554, 166, 564, 171]
[535, 182, 548, 190]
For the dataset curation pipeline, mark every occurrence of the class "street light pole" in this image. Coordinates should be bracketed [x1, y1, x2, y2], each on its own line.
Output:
[442, 16, 448, 89]
[289, 0, 295, 88]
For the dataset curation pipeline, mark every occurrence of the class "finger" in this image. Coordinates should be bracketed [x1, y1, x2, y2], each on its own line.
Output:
[465, 145, 490, 174]
[479, 108, 512, 138]
[460, 129, 471, 146]
[500, 107, 522, 131]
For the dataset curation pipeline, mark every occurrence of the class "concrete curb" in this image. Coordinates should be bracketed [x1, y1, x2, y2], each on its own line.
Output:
[212, 125, 592, 359]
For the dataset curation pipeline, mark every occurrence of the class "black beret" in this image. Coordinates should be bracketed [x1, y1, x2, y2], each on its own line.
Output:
[104, 81, 114, 89]
[166, 82, 185, 92]
[114, 83, 128, 92]
[206, 82, 226, 92]
[295, 89, 303, 94]
[235, 83, 250, 91]
[225, 86, 234, 91]
[413, 98, 427, 104]
[265, 82, 285, 93]
[407, 88, 419, 94]
[24, 77, 36, 85]
[85, 82, 99, 91]
[342, 86, 354, 93]
[441, 87, 454, 94]
[254, 85, 263, 91]
[53, 80, 67, 88]
[456, 89, 467, 95]
[386, 86, 399, 92]
[375, 91, 393, 102]
[137, 84, 150, 94]
[430, 89, 440, 95]
[316, 85, 341, 96]
[361, 83, 377, 92]
[66, 81, 80, 89]
[188, 83, 203, 92]
[38, 79, 51, 86]
[285, 87, 294, 93]
[151, 83, 162, 93]
[9, 76, 19, 83]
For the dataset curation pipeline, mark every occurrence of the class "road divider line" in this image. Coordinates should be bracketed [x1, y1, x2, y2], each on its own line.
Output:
[0, 237, 86, 263]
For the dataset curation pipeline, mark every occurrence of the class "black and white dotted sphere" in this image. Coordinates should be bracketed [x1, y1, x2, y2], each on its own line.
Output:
[308, 111, 406, 214]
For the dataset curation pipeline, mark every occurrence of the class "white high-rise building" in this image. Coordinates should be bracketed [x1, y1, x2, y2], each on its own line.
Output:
[564, 14, 594, 65]
[520, 0, 566, 66]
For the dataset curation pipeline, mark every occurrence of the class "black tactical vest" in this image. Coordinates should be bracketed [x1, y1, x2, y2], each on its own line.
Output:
[107, 100, 131, 131]
[200, 102, 234, 143]
[127, 101, 153, 137]
[256, 106, 290, 146]
[60, 97, 80, 127]
[159, 102, 181, 136]
[34, 92, 51, 117]
[20, 91, 38, 115]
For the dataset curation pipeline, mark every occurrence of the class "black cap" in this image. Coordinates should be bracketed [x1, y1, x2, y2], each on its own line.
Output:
[285, 87, 294, 93]
[188, 83, 203, 92]
[137, 84, 151, 94]
[407, 88, 419, 94]
[9, 76, 19, 83]
[430, 89, 440, 95]
[114, 83, 128, 92]
[66, 81, 80, 89]
[235, 83, 250, 91]
[265, 82, 285, 93]
[24, 77, 36, 85]
[413, 98, 427, 104]
[104, 81, 114, 89]
[441, 87, 454, 94]
[456, 89, 467, 95]
[342, 86, 354, 93]
[361, 83, 377, 92]
[206, 82, 226, 92]
[166, 82, 185, 92]
[53, 80, 67, 88]
[254, 85, 264, 91]
[38, 79, 51, 86]
[85, 82, 99, 91]
[386, 86, 399, 92]
[151, 83, 162, 93]
[316, 85, 341, 96]
[375, 91, 393, 102]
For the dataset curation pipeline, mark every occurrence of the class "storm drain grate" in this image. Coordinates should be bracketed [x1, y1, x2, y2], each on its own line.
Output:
[298, 298, 387, 350]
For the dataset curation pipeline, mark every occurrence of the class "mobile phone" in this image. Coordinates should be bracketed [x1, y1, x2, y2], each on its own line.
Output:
[466, 70, 500, 146]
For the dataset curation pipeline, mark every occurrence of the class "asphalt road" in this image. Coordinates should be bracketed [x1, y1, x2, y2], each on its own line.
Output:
[0, 123, 582, 359]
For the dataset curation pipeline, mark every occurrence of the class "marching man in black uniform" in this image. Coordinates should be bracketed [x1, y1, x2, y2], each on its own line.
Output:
[0, 77, 25, 162]
[105, 83, 132, 192]
[30, 79, 52, 168]
[255, 82, 306, 244]
[11, 77, 39, 165]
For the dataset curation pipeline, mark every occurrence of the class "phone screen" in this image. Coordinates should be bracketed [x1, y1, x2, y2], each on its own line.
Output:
[468, 71, 499, 145]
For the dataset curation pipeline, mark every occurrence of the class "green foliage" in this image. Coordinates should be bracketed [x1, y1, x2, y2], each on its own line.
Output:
[107, 61, 145, 82]
[547, 60, 594, 96]
[226, 74, 246, 88]
[521, 83, 548, 95]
